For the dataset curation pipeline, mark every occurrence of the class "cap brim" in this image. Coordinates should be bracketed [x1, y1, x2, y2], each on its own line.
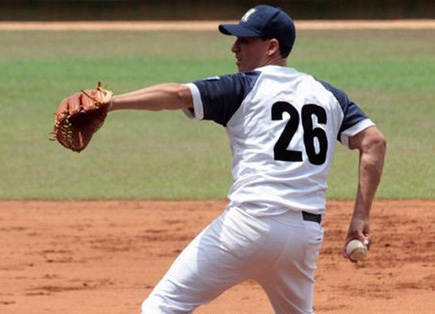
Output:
[218, 24, 262, 37]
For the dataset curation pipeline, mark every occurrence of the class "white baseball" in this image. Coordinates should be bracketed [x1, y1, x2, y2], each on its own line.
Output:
[346, 239, 367, 261]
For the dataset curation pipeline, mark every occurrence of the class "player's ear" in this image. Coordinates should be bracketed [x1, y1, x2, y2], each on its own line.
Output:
[266, 38, 280, 57]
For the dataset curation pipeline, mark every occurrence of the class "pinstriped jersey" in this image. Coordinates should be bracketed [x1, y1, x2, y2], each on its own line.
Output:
[184, 65, 374, 216]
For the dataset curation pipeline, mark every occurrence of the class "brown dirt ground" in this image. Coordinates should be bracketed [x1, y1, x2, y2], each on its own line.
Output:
[0, 200, 434, 314]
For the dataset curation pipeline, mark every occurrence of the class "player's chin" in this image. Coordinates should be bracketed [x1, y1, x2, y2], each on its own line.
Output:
[236, 61, 243, 71]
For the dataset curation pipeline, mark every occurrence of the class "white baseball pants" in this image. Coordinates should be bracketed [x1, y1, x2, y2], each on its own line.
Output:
[141, 205, 323, 314]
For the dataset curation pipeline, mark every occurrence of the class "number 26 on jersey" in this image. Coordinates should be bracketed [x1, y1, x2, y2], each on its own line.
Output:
[272, 101, 328, 165]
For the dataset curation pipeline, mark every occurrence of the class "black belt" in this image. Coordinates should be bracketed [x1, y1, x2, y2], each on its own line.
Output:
[302, 211, 322, 224]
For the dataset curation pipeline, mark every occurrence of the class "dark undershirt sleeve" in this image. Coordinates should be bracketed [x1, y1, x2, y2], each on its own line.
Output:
[319, 80, 369, 141]
[192, 71, 261, 126]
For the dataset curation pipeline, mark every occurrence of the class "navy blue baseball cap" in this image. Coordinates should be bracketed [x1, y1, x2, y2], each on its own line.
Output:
[219, 4, 296, 54]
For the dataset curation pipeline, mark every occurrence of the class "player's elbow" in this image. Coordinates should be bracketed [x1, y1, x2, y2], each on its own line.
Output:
[356, 127, 387, 155]
[360, 129, 387, 175]
[377, 133, 387, 153]
[365, 131, 387, 156]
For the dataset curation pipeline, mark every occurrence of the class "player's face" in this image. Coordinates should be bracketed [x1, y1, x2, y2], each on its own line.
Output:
[231, 37, 270, 72]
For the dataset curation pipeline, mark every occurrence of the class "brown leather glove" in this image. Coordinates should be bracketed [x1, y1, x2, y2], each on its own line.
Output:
[53, 82, 113, 153]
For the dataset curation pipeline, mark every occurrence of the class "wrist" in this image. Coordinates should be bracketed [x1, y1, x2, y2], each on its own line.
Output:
[107, 96, 116, 111]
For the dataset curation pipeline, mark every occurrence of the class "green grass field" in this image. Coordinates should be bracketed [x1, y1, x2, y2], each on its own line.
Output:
[0, 29, 434, 200]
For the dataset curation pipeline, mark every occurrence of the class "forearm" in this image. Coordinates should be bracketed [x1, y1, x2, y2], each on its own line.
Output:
[352, 141, 386, 220]
[108, 83, 193, 112]
[345, 127, 387, 247]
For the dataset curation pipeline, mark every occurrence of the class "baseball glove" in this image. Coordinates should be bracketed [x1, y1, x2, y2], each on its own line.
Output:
[52, 82, 113, 153]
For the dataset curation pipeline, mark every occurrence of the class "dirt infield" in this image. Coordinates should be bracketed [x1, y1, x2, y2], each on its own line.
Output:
[0, 20, 435, 31]
[1, 200, 434, 314]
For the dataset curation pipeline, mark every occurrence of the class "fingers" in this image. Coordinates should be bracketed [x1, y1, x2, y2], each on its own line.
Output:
[55, 97, 70, 121]
[57, 84, 112, 122]
[93, 86, 113, 105]
[342, 235, 371, 262]
[363, 236, 371, 251]
[98, 88, 113, 104]
[81, 90, 99, 110]
[342, 249, 356, 262]
[70, 89, 104, 111]
[81, 88, 112, 107]
[55, 93, 80, 123]
[68, 93, 83, 115]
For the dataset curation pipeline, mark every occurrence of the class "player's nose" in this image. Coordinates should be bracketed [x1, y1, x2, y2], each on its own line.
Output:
[231, 39, 240, 53]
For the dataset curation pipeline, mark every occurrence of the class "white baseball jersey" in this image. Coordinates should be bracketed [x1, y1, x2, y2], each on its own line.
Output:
[184, 65, 374, 216]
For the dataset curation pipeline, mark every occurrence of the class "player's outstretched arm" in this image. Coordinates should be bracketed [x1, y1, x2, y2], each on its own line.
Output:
[343, 126, 387, 260]
[108, 83, 193, 112]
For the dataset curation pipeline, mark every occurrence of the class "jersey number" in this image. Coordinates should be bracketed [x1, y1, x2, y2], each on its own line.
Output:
[271, 102, 328, 165]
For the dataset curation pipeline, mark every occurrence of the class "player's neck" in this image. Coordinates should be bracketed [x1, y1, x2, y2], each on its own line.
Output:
[263, 56, 287, 68]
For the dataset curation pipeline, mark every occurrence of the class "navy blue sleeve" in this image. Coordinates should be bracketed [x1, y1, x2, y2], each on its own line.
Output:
[319, 81, 369, 139]
[192, 71, 260, 126]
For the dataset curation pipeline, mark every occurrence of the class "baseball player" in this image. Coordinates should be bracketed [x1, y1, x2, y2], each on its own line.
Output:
[108, 4, 386, 314]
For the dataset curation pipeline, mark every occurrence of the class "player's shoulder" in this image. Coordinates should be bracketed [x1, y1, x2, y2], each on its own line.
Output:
[313, 79, 352, 108]
[219, 70, 262, 84]
[193, 70, 262, 97]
